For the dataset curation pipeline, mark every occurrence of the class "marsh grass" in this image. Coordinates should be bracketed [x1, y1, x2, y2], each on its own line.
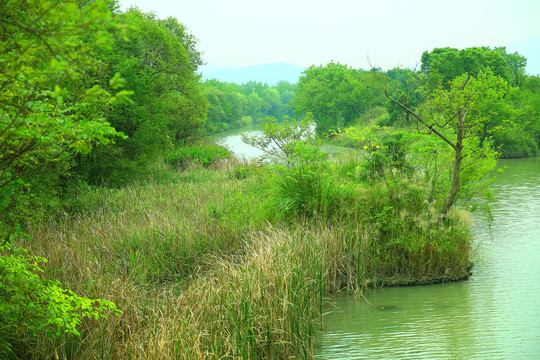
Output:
[12, 156, 472, 359]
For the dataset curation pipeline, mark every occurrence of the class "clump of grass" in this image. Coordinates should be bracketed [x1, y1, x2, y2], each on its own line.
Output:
[166, 142, 232, 169]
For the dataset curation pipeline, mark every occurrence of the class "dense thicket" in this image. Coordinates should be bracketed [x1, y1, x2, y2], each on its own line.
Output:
[0, 0, 128, 223]
[1, 0, 126, 355]
[74, 8, 208, 185]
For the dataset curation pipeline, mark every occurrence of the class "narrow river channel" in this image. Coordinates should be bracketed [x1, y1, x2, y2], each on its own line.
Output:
[212, 129, 540, 359]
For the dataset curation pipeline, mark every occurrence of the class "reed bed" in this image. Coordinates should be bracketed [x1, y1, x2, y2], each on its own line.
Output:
[11, 158, 473, 359]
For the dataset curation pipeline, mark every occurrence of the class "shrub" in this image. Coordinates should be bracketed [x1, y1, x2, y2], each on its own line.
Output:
[166, 143, 232, 169]
[0, 237, 120, 358]
[271, 142, 343, 219]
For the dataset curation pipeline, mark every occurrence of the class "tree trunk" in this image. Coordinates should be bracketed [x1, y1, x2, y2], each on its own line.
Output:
[439, 112, 465, 222]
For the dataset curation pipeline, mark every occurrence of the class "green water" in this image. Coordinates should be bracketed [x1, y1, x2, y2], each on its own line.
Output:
[315, 157, 540, 359]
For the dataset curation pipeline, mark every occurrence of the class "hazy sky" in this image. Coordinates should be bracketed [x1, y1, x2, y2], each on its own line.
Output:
[118, 0, 540, 70]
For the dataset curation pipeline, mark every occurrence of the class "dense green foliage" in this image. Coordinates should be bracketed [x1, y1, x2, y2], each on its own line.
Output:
[0, 0, 127, 356]
[74, 8, 208, 185]
[203, 80, 296, 133]
[417, 47, 539, 158]
[0, 0, 128, 223]
[420, 46, 527, 87]
[292, 63, 387, 134]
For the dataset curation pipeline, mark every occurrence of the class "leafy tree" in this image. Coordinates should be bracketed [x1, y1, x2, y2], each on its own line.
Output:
[384, 67, 422, 125]
[274, 81, 297, 117]
[225, 91, 248, 127]
[495, 47, 527, 87]
[0, 0, 128, 218]
[247, 92, 264, 120]
[239, 81, 268, 97]
[203, 80, 249, 131]
[261, 88, 281, 117]
[521, 76, 540, 150]
[293, 63, 360, 133]
[386, 71, 506, 221]
[292, 63, 385, 134]
[420, 47, 511, 85]
[204, 87, 227, 132]
[1, 0, 124, 354]
[74, 8, 208, 183]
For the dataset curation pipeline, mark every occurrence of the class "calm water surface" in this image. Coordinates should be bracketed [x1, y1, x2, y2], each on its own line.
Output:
[210, 125, 265, 160]
[315, 157, 540, 359]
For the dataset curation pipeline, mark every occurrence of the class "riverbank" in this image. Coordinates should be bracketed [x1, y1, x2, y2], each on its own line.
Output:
[11, 148, 474, 359]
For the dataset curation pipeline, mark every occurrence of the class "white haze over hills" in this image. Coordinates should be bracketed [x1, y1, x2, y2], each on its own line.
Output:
[200, 62, 305, 85]
[201, 36, 540, 85]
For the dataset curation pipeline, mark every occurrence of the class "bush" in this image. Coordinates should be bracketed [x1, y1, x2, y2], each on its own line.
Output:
[271, 142, 343, 219]
[0, 236, 120, 358]
[166, 143, 232, 169]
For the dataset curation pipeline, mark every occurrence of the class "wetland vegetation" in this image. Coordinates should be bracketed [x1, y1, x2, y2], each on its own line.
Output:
[1, 1, 539, 359]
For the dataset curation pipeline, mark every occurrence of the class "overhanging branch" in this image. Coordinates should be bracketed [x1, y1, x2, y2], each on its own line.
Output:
[384, 89, 457, 150]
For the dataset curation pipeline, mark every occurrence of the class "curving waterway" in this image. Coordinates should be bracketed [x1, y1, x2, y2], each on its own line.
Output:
[315, 157, 540, 359]
[212, 128, 540, 358]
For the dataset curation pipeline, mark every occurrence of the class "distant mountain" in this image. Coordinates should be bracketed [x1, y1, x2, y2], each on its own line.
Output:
[200, 62, 305, 85]
[506, 36, 540, 76]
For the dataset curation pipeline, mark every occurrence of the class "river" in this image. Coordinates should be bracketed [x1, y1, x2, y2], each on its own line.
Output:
[211, 129, 540, 359]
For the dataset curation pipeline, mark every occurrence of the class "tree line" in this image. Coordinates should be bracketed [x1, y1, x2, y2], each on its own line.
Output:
[292, 47, 540, 159]
[203, 80, 296, 133]
[209, 47, 539, 160]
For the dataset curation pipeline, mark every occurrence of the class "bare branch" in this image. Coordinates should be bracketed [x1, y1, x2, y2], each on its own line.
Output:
[384, 89, 457, 150]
